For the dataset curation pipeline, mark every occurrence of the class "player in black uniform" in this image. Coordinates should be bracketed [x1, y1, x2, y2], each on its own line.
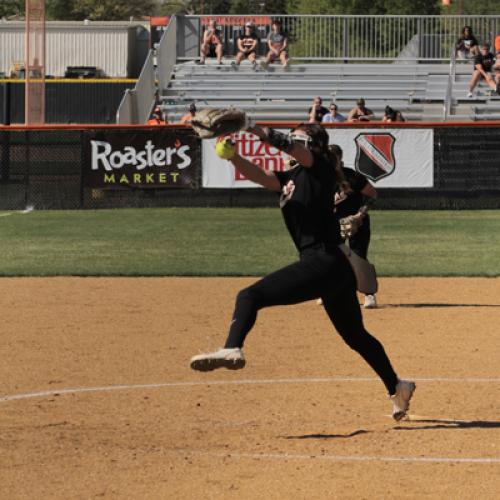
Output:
[331, 144, 378, 309]
[190, 123, 415, 420]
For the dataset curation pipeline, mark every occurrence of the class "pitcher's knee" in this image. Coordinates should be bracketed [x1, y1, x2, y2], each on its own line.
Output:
[338, 328, 369, 352]
[236, 286, 262, 308]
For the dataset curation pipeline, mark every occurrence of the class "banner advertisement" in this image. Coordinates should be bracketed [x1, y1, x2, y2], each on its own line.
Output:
[202, 128, 434, 188]
[85, 129, 199, 189]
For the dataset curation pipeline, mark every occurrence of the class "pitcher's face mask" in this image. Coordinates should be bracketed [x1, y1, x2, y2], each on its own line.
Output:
[289, 132, 312, 149]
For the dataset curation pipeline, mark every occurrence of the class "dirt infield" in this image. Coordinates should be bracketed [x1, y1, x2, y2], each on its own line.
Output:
[0, 277, 499, 499]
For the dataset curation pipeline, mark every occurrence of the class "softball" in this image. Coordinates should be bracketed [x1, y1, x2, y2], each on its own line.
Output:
[215, 138, 236, 160]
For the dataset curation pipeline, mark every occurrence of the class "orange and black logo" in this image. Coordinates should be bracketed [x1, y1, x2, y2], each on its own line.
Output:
[354, 133, 396, 182]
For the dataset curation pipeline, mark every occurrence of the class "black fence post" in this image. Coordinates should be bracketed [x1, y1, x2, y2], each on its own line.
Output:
[1, 83, 11, 182]
[80, 130, 86, 208]
[24, 130, 30, 208]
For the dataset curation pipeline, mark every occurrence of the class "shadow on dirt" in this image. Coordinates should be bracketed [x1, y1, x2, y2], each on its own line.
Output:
[282, 429, 371, 440]
[394, 419, 500, 430]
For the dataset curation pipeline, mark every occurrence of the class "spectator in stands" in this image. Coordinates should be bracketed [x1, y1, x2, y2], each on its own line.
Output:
[262, 20, 289, 69]
[382, 105, 405, 122]
[233, 22, 259, 69]
[180, 102, 196, 124]
[321, 102, 346, 123]
[348, 98, 374, 122]
[456, 26, 479, 60]
[199, 19, 223, 65]
[308, 96, 329, 123]
[147, 106, 167, 125]
[494, 51, 500, 94]
[468, 43, 497, 98]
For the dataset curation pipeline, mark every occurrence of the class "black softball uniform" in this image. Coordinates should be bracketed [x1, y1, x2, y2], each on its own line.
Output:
[224, 152, 398, 394]
[335, 167, 372, 260]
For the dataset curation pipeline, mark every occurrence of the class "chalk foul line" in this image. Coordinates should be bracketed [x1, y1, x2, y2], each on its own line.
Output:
[178, 449, 500, 465]
[1, 376, 500, 403]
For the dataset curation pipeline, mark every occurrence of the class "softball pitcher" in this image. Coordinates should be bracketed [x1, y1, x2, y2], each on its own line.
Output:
[190, 123, 415, 421]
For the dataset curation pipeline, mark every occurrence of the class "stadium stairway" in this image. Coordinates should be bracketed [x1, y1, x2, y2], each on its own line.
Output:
[159, 60, 500, 123]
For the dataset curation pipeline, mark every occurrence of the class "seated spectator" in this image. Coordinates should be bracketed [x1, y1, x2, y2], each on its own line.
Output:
[233, 22, 259, 69]
[147, 106, 167, 125]
[468, 43, 497, 97]
[456, 26, 479, 60]
[308, 96, 329, 123]
[262, 20, 289, 69]
[494, 51, 500, 94]
[180, 102, 196, 124]
[200, 19, 223, 65]
[394, 110, 405, 122]
[321, 103, 346, 123]
[348, 98, 374, 122]
[382, 106, 405, 122]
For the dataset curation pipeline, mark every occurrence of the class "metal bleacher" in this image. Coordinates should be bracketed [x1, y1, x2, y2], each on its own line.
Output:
[451, 61, 500, 121]
[161, 60, 456, 122]
[145, 15, 500, 124]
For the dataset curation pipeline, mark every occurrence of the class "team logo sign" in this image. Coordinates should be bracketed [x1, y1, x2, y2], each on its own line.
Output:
[354, 133, 396, 182]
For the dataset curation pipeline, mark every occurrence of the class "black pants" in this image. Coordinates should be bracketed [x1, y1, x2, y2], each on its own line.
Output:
[224, 246, 399, 394]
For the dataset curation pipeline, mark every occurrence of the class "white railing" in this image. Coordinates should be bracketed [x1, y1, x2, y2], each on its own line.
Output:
[116, 49, 156, 124]
[179, 15, 500, 62]
[157, 15, 177, 93]
[443, 47, 457, 120]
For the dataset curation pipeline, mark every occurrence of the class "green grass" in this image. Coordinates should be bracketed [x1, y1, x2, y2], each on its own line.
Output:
[0, 208, 499, 276]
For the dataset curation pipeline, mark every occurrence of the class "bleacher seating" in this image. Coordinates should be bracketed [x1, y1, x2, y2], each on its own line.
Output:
[160, 60, 500, 122]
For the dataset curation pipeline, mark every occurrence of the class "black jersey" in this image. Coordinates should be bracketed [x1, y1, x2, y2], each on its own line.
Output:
[334, 167, 368, 219]
[238, 33, 258, 51]
[274, 152, 341, 252]
[308, 105, 329, 123]
[474, 52, 495, 72]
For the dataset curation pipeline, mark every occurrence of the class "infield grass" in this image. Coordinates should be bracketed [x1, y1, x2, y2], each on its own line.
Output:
[0, 208, 499, 276]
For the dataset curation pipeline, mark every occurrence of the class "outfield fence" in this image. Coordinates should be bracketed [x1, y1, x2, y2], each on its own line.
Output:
[0, 122, 499, 210]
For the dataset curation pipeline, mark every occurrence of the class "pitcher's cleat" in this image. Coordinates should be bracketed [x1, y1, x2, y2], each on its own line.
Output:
[190, 348, 245, 372]
[364, 294, 377, 309]
[390, 380, 416, 421]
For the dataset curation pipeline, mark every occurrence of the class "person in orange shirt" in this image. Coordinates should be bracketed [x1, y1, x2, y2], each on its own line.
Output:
[180, 103, 196, 124]
[147, 106, 167, 125]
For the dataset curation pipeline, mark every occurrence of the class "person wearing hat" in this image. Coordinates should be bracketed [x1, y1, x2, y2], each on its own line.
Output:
[180, 103, 197, 124]
[348, 98, 374, 122]
[147, 106, 167, 125]
[234, 22, 259, 69]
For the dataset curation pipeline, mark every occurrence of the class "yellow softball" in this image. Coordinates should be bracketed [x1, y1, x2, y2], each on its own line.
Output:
[215, 139, 236, 160]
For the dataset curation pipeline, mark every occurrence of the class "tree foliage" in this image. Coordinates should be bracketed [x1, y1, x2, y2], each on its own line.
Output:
[46, 0, 157, 21]
[0, 0, 24, 19]
[287, 0, 442, 15]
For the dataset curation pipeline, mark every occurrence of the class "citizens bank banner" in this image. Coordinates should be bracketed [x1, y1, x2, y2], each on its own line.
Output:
[85, 129, 199, 189]
[202, 128, 433, 188]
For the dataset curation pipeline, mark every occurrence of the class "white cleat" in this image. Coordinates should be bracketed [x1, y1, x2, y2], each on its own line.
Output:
[364, 294, 377, 309]
[390, 380, 416, 421]
[190, 348, 245, 372]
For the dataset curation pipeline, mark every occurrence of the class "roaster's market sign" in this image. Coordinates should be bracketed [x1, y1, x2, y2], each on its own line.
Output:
[85, 129, 198, 189]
